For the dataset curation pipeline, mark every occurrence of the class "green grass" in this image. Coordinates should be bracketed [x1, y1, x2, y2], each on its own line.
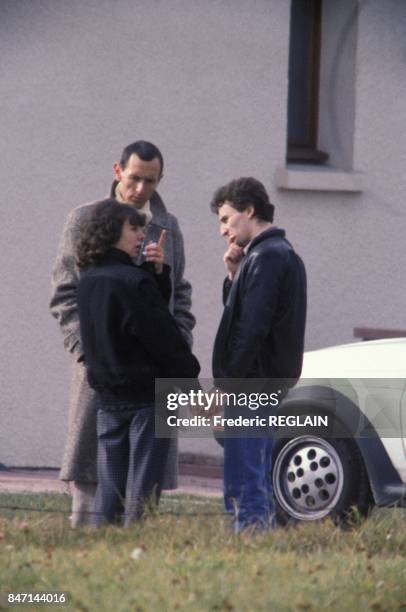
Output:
[0, 493, 405, 611]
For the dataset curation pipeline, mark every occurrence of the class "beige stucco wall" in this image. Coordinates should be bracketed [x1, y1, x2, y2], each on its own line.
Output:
[1, 0, 405, 467]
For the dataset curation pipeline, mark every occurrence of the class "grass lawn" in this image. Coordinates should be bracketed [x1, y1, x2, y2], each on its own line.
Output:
[0, 492, 405, 611]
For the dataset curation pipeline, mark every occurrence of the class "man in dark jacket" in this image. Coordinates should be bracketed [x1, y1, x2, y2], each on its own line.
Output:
[76, 199, 200, 526]
[210, 177, 306, 533]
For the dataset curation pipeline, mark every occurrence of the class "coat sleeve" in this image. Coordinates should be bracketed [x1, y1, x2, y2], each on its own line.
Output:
[225, 250, 284, 378]
[140, 262, 172, 304]
[222, 277, 232, 305]
[127, 277, 200, 379]
[169, 216, 196, 348]
[49, 208, 84, 359]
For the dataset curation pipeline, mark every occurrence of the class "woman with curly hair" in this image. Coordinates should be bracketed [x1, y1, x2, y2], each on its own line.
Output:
[76, 199, 200, 526]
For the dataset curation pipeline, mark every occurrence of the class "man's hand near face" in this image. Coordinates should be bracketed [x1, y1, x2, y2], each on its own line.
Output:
[223, 237, 244, 280]
[144, 229, 166, 274]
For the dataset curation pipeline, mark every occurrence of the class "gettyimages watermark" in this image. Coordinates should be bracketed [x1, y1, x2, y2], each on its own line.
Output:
[165, 388, 327, 427]
[154, 378, 406, 439]
[166, 387, 281, 411]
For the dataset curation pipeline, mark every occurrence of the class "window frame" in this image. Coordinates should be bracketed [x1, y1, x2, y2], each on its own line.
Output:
[287, 0, 328, 164]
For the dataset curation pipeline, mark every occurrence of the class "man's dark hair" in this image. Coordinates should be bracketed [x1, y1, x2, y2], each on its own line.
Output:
[119, 140, 164, 176]
[210, 177, 274, 222]
[76, 199, 145, 268]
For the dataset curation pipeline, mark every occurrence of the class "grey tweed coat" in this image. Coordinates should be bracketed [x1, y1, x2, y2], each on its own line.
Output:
[50, 190, 195, 487]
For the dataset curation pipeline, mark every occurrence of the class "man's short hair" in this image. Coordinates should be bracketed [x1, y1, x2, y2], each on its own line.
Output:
[120, 141, 164, 176]
[76, 199, 146, 268]
[210, 177, 274, 222]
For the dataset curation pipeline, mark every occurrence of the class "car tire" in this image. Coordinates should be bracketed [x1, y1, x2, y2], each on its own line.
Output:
[272, 430, 372, 524]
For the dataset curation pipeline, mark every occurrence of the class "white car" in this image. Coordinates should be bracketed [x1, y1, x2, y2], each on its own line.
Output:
[272, 338, 406, 523]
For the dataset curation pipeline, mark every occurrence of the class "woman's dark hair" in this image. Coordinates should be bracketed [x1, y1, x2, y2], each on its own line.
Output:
[76, 199, 145, 268]
[210, 177, 274, 222]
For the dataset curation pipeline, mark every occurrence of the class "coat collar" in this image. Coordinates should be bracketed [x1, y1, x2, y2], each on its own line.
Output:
[99, 247, 135, 267]
[247, 227, 286, 253]
[109, 181, 170, 228]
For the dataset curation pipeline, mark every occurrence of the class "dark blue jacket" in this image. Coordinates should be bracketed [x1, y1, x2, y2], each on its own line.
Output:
[212, 228, 306, 385]
[78, 248, 200, 406]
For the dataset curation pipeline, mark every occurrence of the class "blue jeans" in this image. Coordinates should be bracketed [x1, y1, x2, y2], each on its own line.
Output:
[224, 434, 274, 531]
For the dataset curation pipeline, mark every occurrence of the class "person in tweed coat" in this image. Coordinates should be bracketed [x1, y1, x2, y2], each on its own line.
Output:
[50, 141, 195, 526]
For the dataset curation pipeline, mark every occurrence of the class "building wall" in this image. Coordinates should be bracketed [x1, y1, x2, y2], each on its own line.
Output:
[0, 0, 405, 466]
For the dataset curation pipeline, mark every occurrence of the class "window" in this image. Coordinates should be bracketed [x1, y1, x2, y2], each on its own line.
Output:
[287, 0, 328, 164]
[276, 0, 360, 189]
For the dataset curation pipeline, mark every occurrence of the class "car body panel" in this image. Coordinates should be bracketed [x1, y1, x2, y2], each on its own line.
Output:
[301, 337, 406, 379]
[274, 338, 406, 508]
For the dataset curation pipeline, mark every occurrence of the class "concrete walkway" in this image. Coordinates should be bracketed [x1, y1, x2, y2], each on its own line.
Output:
[0, 469, 222, 498]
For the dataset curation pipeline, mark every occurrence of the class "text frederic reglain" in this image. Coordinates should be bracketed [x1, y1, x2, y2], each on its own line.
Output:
[166, 414, 328, 428]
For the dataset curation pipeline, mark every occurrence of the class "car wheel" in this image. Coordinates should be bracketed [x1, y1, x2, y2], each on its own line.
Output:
[272, 434, 371, 523]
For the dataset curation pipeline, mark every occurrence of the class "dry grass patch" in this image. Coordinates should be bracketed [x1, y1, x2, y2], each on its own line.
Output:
[0, 493, 405, 611]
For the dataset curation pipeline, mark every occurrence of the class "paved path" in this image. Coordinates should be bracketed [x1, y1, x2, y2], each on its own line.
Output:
[0, 469, 222, 498]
